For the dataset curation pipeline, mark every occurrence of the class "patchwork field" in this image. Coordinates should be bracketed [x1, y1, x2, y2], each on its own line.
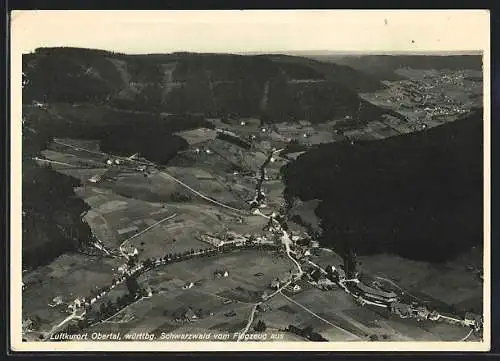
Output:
[85, 250, 296, 338]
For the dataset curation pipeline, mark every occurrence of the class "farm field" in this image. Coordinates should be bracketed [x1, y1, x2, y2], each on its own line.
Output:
[84, 250, 297, 339]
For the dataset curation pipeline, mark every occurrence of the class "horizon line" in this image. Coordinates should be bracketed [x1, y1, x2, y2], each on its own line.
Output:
[23, 46, 483, 57]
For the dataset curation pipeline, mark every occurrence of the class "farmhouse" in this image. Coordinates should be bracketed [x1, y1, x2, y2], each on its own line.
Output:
[415, 306, 430, 320]
[32, 100, 46, 108]
[270, 279, 281, 290]
[48, 296, 63, 307]
[390, 302, 412, 318]
[214, 270, 229, 278]
[317, 278, 336, 290]
[22, 318, 34, 332]
[464, 312, 483, 329]
[88, 174, 101, 183]
[174, 307, 198, 322]
[117, 226, 139, 235]
[355, 282, 398, 303]
[200, 234, 224, 247]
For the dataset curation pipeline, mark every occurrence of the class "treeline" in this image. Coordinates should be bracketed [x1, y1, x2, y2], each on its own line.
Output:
[22, 161, 92, 269]
[282, 110, 483, 262]
[23, 47, 401, 124]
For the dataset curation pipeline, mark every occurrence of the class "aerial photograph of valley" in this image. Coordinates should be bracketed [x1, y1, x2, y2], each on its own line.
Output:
[13, 10, 489, 352]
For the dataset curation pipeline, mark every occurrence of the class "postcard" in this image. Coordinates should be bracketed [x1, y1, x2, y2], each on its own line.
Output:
[10, 9, 491, 352]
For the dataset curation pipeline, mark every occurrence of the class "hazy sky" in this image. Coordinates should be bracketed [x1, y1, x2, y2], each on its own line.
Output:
[11, 10, 489, 55]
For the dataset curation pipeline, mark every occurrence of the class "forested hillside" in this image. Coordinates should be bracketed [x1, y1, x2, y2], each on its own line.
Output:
[282, 109, 483, 262]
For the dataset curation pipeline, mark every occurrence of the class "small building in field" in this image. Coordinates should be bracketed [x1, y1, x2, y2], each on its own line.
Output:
[48, 296, 63, 307]
[317, 278, 337, 290]
[270, 279, 280, 290]
[390, 302, 412, 318]
[289, 284, 302, 293]
[89, 175, 101, 183]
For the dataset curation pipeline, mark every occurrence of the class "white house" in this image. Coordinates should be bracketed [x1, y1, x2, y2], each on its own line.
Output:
[287, 284, 302, 293]
[270, 279, 280, 290]
[49, 296, 63, 307]
[89, 175, 101, 183]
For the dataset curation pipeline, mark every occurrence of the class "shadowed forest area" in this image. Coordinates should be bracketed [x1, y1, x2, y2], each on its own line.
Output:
[283, 109, 483, 262]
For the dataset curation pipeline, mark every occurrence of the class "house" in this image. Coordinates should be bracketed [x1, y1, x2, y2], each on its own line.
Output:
[257, 303, 271, 312]
[184, 307, 198, 321]
[22, 318, 33, 332]
[415, 306, 430, 320]
[428, 310, 440, 321]
[355, 282, 398, 303]
[390, 302, 412, 318]
[123, 246, 138, 257]
[89, 175, 101, 183]
[270, 279, 280, 290]
[48, 296, 63, 308]
[174, 307, 198, 322]
[214, 270, 229, 279]
[32, 100, 46, 108]
[317, 278, 336, 289]
[309, 269, 322, 282]
[287, 284, 302, 293]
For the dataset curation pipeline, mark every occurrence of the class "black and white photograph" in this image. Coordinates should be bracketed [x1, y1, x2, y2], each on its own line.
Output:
[10, 10, 491, 352]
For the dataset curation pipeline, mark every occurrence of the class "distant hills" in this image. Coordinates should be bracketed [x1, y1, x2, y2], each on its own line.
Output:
[22, 47, 403, 124]
[302, 54, 483, 81]
[282, 109, 483, 262]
